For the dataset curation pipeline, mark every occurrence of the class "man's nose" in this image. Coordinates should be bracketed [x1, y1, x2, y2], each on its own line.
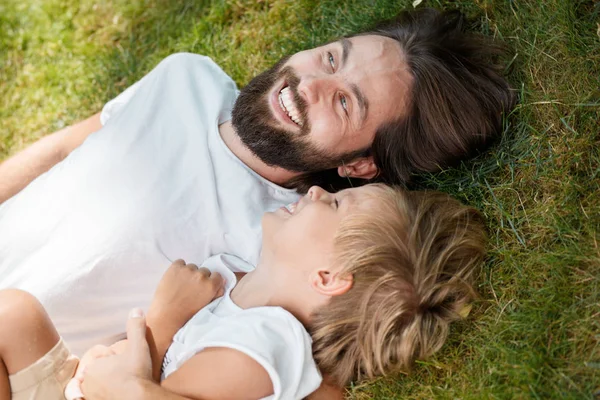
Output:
[297, 75, 337, 105]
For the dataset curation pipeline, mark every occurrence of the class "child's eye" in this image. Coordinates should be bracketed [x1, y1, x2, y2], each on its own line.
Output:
[327, 52, 335, 71]
[334, 199, 339, 209]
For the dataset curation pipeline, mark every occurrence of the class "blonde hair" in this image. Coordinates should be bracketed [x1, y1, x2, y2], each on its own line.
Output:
[309, 184, 486, 386]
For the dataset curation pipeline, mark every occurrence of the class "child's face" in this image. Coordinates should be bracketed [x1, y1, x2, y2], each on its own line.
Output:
[261, 184, 383, 272]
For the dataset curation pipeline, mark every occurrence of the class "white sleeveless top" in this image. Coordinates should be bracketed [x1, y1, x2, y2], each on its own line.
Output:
[162, 254, 322, 400]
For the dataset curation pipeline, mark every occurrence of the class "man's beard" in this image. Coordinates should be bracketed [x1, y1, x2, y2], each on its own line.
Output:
[231, 57, 366, 173]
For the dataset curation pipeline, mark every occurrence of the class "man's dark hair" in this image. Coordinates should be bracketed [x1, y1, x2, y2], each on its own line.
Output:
[287, 8, 516, 192]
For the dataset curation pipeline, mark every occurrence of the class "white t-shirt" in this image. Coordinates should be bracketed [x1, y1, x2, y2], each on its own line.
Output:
[162, 254, 322, 400]
[0, 53, 301, 356]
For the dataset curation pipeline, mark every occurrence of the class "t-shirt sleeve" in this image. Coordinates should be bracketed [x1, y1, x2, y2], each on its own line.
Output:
[99, 53, 229, 126]
[168, 309, 322, 400]
[100, 79, 144, 125]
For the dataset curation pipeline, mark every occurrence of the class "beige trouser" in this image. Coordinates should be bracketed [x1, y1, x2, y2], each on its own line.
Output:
[8, 339, 79, 400]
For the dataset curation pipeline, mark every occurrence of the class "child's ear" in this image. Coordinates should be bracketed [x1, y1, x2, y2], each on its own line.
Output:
[311, 269, 353, 297]
[337, 157, 378, 180]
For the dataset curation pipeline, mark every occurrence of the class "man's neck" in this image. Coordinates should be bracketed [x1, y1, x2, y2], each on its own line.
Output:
[218, 121, 302, 186]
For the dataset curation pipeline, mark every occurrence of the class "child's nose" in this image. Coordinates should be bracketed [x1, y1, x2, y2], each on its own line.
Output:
[307, 186, 324, 201]
[307, 186, 333, 203]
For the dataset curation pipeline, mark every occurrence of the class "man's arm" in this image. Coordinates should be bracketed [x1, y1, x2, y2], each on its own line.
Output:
[82, 309, 190, 400]
[82, 309, 265, 400]
[0, 112, 102, 204]
[83, 309, 342, 400]
[86, 350, 271, 400]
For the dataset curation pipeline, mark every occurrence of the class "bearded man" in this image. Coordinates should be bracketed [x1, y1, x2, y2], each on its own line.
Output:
[0, 8, 513, 360]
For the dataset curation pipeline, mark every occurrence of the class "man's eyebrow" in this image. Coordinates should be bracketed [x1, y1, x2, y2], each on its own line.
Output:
[340, 37, 352, 67]
[351, 82, 369, 122]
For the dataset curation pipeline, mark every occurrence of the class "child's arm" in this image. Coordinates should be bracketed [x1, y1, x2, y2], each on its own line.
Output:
[145, 259, 224, 381]
[160, 347, 273, 399]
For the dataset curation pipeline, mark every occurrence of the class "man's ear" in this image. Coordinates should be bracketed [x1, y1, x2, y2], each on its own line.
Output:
[337, 156, 378, 180]
[310, 269, 353, 297]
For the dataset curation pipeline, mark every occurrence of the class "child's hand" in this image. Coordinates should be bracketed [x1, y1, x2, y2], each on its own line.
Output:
[64, 345, 116, 400]
[147, 259, 224, 329]
[146, 260, 224, 381]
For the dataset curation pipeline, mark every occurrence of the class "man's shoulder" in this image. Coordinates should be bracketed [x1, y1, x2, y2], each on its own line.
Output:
[156, 53, 236, 87]
[159, 52, 212, 67]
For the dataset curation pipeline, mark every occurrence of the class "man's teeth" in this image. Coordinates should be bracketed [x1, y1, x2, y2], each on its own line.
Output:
[278, 87, 303, 127]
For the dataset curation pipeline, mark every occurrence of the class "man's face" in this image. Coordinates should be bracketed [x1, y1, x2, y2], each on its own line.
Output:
[231, 35, 412, 175]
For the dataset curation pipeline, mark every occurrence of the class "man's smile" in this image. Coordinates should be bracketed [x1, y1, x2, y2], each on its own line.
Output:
[270, 81, 303, 130]
[278, 86, 303, 127]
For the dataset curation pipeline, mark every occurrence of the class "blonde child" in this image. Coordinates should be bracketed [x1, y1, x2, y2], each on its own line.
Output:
[0, 184, 485, 399]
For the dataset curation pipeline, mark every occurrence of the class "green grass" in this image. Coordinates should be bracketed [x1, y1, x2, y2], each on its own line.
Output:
[1, 0, 599, 398]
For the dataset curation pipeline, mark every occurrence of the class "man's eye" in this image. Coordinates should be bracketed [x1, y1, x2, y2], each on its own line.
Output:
[339, 94, 348, 112]
[327, 52, 335, 70]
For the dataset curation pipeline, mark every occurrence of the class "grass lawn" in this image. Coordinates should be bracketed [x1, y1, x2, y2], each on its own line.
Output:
[1, 0, 599, 398]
